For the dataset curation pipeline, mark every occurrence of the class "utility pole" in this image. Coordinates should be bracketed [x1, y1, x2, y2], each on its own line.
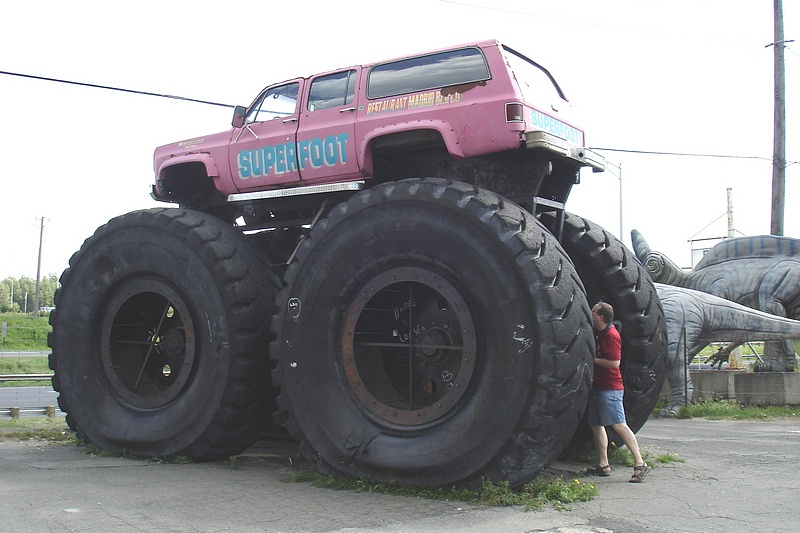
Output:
[617, 163, 623, 242]
[727, 188, 734, 238]
[769, 0, 787, 235]
[34, 216, 45, 317]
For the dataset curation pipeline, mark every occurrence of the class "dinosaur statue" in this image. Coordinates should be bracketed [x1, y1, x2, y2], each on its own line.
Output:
[632, 230, 800, 372]
[655, 283, 800, 416]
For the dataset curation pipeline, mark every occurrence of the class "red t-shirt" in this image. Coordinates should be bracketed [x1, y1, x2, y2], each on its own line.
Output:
[593, 324, 623, 390]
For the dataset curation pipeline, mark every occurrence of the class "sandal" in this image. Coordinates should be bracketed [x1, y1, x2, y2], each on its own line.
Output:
[630, 464, 650, 483]
[586, 464, 612, 477]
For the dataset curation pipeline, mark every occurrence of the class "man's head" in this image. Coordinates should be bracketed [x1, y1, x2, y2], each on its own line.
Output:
[591, 301, 614, 331]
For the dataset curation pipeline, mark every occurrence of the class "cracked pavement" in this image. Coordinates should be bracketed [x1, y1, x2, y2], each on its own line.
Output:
[1, 417, 798, 532]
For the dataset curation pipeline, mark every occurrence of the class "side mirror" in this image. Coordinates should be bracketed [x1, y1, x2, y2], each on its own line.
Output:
[231, 105, 247, 128]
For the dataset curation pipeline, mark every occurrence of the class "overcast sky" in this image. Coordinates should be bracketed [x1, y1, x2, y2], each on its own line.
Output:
[1, 0, 797, 279]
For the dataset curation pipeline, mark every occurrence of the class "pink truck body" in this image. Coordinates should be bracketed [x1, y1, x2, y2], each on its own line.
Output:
[153, 39, 603, 203]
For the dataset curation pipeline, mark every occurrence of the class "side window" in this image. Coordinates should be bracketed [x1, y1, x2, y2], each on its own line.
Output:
[248, 82, 300, 123]
[308, 70, 357, 111]
[367, 47, 490, 99]
[503, 49, 565, 105]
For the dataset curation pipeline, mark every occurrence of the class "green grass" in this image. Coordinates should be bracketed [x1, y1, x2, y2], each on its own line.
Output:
[0, 416, 72, 443]
[664, 399, 800, 420]
[606, 445, 684, 468]
[0, 419, 192, 465]
[0, 356, 52, 387]
[0, 356, 51, 374]
[560, 440, 684, 470]
[0, 312, 51, 351]
[282, 470, 598, 511]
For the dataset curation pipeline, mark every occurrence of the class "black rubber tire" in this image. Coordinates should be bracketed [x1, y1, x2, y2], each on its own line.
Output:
[541, 213, 667, 443]
[48, 208, 280, 460]
[271, 179, 594, 488]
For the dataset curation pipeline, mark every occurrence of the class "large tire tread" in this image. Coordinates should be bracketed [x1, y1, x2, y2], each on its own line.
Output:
[272, 178, 593, 487]
[542, 213, 667, 438]
[49, 208, 281, 460]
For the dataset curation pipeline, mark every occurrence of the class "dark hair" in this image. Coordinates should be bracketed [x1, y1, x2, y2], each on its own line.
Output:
[594, 301, 614, 324]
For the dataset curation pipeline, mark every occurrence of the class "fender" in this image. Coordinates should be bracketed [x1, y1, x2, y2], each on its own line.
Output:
[156, 152, 221, 182]
[359, 120, 466, 176]
[154, 152, 240, 199]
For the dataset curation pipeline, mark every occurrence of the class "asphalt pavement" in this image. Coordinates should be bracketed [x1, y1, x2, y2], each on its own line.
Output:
[0, 386, 59, 410]
[2, 417, 798, 532]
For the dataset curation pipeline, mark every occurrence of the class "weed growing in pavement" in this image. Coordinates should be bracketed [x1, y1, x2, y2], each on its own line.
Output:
[282, 470, 597, 511]
[0, 417, 73, 443]
[79, 442, 190, 464]
[606, 445, 684, 467]
[559, 439, 683, 470]
[0, 427, 75, 443]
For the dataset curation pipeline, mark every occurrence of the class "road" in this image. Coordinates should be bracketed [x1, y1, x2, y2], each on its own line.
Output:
[2, 417, 799, 533]
[0, 386, 59, 410]
[0, 350, 57, 414]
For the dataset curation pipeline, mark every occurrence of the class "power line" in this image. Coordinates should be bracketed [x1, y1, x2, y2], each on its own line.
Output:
[0, 70, 234, 109]
[2, 69, 795, 167]
[589, 147, 798, 166]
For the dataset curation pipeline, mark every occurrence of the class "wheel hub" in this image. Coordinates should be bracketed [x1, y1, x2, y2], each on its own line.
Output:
[415, 326, 453, 364]
[100, 279, 197, 409]
[341, 266, 477, 426]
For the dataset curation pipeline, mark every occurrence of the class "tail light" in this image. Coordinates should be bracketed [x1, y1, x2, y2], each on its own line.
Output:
[505, 102, 524, 122]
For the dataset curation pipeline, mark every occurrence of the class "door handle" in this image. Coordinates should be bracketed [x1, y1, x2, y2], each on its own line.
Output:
[340, 107, 356, 113]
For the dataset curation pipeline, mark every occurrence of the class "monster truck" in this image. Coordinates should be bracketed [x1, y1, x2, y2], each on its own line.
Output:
[49, 40, 665, 487]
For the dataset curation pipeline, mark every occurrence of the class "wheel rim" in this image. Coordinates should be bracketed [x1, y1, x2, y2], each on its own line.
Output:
[341, 267, 477, 426]
[100, 278, 197, 409]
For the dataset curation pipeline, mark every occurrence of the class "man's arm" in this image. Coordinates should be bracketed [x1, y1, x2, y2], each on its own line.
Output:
[593, 357, 620, 369]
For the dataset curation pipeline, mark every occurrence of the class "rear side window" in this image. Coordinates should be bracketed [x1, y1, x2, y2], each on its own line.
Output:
[502, 47, 566, 105]
[308, 70, 357, 111]
[368, 47, 490, 99]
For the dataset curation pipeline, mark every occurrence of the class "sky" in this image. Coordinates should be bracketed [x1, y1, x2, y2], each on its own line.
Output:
[0, 0, 797, 279]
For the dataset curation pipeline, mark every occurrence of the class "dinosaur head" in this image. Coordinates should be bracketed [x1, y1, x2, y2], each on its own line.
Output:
[631, 229, 688, 285]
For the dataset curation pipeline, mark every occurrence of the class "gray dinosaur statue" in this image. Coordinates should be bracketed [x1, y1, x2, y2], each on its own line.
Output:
[632, 230, 800, 372]
[655, 283, 800, 416]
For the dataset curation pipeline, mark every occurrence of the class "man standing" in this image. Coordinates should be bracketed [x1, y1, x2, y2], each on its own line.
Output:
[587, 301, 650, 483]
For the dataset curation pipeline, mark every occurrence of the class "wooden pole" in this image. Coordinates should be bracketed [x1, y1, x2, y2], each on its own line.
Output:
[769, 0, 786, 236]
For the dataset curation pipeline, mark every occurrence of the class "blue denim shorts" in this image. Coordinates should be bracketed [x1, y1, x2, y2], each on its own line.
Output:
[587, 388, 626, 426]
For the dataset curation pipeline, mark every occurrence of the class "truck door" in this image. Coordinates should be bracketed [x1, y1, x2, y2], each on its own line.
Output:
[296, 69, 361, 184]
[231, 79, 304, 191]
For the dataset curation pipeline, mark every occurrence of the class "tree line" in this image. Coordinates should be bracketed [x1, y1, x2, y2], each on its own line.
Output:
[0, 275, 59, 313]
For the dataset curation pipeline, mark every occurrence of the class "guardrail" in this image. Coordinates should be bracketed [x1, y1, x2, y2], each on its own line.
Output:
[0, 406, 62, 418]
[0, 374, 53, 382]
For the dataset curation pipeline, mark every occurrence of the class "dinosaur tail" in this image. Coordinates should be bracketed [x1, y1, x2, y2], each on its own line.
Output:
[630, 229, 651, 261]
[702, 294, 800, 343]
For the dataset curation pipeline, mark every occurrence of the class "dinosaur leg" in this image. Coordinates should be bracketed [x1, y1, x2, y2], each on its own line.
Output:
[754, 339, 796, 372]
[755, 281, 797, 372]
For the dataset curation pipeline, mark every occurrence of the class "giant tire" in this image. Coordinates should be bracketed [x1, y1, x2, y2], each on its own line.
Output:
[271, 179, 594, 487]
[48, 208, 280, 460]
[541, 213, 666, 442]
